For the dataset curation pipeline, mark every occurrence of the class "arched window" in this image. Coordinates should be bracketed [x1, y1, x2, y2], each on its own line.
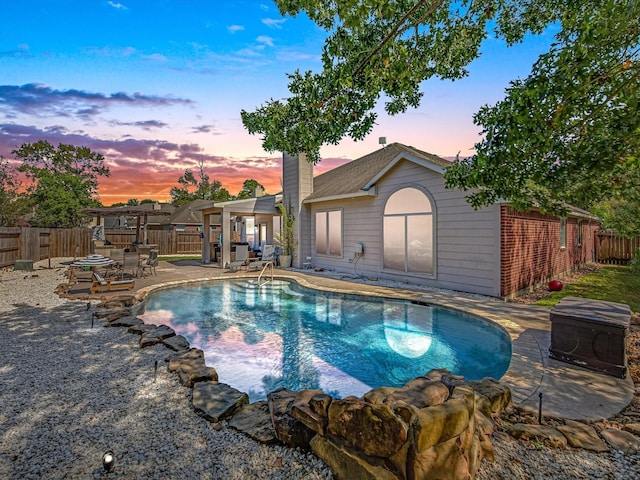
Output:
[383, 188, 434, 274]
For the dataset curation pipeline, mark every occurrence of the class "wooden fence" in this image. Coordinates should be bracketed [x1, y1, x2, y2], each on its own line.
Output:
[0, 227, 211, 268]
[595, 231, 640, 264]
[0, 227, 92, 267]
[103, 229, 206, 255]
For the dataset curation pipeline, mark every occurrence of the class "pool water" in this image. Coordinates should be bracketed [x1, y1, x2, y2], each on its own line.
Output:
[140, 280, 511, 402]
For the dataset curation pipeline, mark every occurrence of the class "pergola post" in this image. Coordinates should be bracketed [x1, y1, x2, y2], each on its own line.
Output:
[202, 212, 211, 264]
[221, 208, 231, 267]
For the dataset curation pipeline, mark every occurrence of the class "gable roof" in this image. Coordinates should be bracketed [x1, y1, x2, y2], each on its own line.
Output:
[305, 142, 451, 203]
[169, 199, 211, 225]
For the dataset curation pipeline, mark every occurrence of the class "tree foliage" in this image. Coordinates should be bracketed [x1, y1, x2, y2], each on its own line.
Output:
[14, 141, 109, 227]
[235, 179, 267, 200]
[0, 156, 27, 226]
[242, 0, 639, 213]
[169, 159, 232, 205]
[446, 0, 640, 213]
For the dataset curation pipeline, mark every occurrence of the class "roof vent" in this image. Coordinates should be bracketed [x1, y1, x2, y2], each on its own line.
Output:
[379, 137, 387, 147]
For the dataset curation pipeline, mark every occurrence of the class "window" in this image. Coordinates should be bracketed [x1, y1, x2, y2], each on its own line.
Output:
[577, 221, 583, 246]
[383, 188, 433, 274]
[560, 218, 567, 248]
[315, 210, 342, 256]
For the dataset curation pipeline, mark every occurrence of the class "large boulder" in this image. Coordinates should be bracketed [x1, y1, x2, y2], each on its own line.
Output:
[410, 386, 475, 453]
[468, 378, 512, 416]
[290, 389, 331, 435]
[310, 435, 399, 480]
[328, 396, 408, 458]
[268, 388, 317, 449]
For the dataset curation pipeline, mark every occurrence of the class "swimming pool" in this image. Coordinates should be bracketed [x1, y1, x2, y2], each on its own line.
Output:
[140, 280, 512, 402]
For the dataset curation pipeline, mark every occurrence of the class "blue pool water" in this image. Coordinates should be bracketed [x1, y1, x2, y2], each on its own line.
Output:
[140, 280, 511, 402]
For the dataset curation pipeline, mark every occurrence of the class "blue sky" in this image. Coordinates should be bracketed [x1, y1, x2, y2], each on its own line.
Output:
[0, 0, 556, 204]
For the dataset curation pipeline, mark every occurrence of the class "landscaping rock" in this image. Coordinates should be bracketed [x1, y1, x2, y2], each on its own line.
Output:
[107, 316, 144, 328]
[166, 348, 204, 372]
[556, 420, 609, 452]
[310, 435, 399, 480]
[162, 334, 190, 352]
[623, 423, 640, 436]
[507, 423, 568, 449]
[177, 364, 218, 387]
[600, 428, 640, 454]
[228, 401, 278, 444]
[139, 324, 175, 348]
[192, 381, 249, 423]
[390, 377, 450, 408]
[408, 434, 475, 480]
[290, 389, 328, 435]
[469, 377, 512, 416]
[328, 396, 407, 458]
[95, 307, 130, 319]
[268, 388, 316, 450]
[96, 295, 136, 308]
[411, 386, 475, 453]
[128, 323, 157, 335]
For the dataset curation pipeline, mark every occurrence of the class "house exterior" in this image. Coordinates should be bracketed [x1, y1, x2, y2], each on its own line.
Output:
[200, 143, 599, 298]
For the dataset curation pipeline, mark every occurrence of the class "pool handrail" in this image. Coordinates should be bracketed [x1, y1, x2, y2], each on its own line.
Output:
[257, 261, 274, 287]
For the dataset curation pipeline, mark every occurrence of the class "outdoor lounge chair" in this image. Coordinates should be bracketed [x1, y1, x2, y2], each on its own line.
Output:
[122, 252, 141, 278]
[90, 271, 135, 294]
[226, 244, 249, 272]
[139, 250, 158, 277]
[247, 244, 275, 271]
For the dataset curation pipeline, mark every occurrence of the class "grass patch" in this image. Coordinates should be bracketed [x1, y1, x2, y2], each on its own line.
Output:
[534, 265, 640, 312]
[158, 255, 201, 262]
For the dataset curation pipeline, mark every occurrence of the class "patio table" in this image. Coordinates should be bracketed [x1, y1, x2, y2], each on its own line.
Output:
[68, 255, 116, 283]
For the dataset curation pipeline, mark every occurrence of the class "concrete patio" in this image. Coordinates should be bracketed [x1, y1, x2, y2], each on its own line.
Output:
[64, 258, 635, 422]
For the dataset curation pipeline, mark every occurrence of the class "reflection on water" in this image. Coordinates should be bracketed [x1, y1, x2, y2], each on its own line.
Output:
[140, 280, 511, 402]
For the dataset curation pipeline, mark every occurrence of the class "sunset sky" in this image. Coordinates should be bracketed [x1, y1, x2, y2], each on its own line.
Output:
[1, 1, 556, 205]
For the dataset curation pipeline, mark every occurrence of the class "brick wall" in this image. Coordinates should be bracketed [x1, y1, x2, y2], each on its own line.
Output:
[500, 206, 599, 297]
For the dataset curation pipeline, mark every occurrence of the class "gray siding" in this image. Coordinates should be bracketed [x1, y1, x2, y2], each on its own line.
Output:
[306, 160, 501, 296]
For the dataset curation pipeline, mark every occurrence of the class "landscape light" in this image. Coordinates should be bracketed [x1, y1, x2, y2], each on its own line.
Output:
[102, 450, 115, 472]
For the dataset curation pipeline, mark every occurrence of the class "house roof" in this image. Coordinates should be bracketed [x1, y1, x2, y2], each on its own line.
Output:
[169, 199, 211, 225]
[306, 142, 451, 202]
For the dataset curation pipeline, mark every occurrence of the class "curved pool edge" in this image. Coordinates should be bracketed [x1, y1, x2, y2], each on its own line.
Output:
[132, 270, 534, 401]
[127, 267, 636, 419]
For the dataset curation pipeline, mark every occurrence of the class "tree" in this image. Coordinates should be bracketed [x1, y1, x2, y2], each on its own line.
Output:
[14, 141, 109, 227]
[0, 156, 26, 226]
[235, 179, 267, 200]
[169, 159, 231, 206]
[591, 163, 640, 237]
[445, 1, 640, 213]
[242, 0, 639, 213]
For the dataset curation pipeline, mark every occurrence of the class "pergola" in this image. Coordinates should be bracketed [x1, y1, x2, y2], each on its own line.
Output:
[197, 194, 282, 266]
[82, 206, 171, 244]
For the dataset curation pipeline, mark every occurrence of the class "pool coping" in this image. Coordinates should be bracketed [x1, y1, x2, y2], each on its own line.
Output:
[131, 268, 635, 422]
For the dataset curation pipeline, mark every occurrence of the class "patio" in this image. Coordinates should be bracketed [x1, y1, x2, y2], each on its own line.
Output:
[62, 258, 635, 421]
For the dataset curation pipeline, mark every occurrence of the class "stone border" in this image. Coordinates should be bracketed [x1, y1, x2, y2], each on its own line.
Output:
[94, 295, 513, 479]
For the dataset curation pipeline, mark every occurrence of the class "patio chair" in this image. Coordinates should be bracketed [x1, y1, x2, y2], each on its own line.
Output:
[139, 250, 158, 277]
[122, 252, 141, 278]
[107, 248, 125, 277]
[90, 271, 135, 294]
[247, 244, 275, 271]
[226, 244, 249, 272]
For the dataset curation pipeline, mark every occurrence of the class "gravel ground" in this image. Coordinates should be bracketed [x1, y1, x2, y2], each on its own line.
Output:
[1, 259, 638, 479]
[0, 260, 331, 480]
